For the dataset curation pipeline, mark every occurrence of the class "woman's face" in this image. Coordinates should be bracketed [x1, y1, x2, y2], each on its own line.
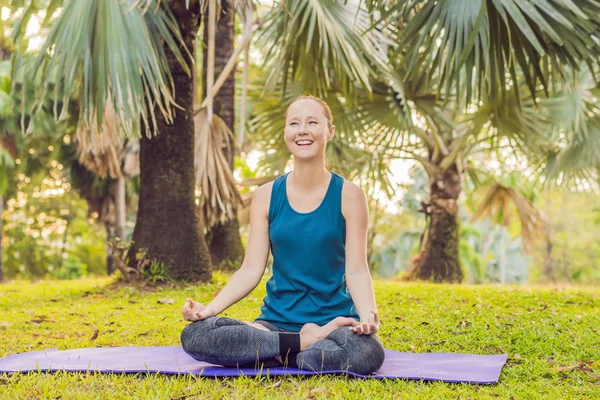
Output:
[284, 99, 335, 161]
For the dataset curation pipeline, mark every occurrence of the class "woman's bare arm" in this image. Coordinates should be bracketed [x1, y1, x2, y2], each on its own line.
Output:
[183, 183, 272, 321]
[342, 181, 380, 335]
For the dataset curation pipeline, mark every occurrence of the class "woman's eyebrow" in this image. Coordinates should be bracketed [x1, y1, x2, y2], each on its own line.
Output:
[288, 115, 319, 120]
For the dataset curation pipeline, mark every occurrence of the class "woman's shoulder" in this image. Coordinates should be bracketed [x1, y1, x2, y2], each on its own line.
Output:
[253, 179, 277, 205]
[255, 179, 276, 198]
[340, 178, 365, 198]
[340, 178, 367, 216]
[251, 175, 285, 213]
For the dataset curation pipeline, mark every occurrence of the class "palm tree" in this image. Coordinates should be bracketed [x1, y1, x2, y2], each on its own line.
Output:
[10, 0, 223, 281]
[251, 0, 600, 282]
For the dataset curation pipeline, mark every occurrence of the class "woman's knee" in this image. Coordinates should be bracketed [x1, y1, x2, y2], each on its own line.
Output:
[180, 317, 219, 354]
[305, 328, 385, 375]
[343, 332, 385, 375]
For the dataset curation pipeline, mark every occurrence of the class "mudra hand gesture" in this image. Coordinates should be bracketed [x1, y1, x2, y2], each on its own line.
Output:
[182, 298, 214, 322]
[349, 310, 380, 335]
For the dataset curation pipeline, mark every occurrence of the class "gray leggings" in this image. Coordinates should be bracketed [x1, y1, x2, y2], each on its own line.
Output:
[180, 317, 385, 375]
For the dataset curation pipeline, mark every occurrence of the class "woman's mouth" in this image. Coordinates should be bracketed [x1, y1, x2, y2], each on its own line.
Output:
[295, 140, 314, 147]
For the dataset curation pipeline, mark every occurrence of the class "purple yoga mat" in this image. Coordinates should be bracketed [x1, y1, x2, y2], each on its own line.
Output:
[0, 346, 507, 384]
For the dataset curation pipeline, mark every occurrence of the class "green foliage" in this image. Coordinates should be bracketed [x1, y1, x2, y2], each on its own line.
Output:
[0, 277, 598, 398]
[2, 162, 106, 278]
[142, 259, 172, 284]
[529, 187, 600, 284]
[50, 255, 87, 280]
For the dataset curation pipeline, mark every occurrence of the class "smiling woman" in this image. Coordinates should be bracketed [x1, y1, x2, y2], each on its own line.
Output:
[180, 95, 385, 375]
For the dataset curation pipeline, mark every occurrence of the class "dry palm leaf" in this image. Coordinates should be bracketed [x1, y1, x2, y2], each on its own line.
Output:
[473, 183, 547, 254]
[75, 102, 124, 179]
[194, 107, 242, 228]
[75, 102, 141, 180]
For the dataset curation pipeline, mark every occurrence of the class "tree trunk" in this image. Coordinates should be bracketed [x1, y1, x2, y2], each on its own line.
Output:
[203, 0, 244, 270]
[498, 225, 506, 284]
[409, 165, 464, 283]
[0, 194, 4, 282]
[544, 235, 556, 283]
[128, 1, 211, 282]
[58, 219, 71, 268]
[105, 221, 116, 275]
[116, 175, 126, 240]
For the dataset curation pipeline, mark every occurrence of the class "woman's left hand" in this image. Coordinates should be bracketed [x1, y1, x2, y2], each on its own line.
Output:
[349, 310, 380, 335]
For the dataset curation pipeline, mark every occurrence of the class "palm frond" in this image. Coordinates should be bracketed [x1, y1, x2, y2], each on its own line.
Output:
[382, 0, 600, 106]
[194, 107, 242, 229]
[13, 0, 191, 140]
[473, 182, 546, 253]
[538, 67, 600, 181]
[259, 0, 388, 97]
[74, 102, 124, 180]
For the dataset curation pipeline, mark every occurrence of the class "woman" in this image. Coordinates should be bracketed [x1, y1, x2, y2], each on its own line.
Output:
[180, 95, 385, 375]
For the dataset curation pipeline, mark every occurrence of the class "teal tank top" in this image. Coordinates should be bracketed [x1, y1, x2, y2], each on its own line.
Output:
[255, 171, 359, 332]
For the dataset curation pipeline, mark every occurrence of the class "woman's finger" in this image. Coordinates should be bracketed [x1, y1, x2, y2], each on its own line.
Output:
[186, 298, 198, 308]
[371, 310, 379, 324]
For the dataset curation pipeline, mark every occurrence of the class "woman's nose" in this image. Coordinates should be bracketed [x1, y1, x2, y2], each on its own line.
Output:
[298, 123, 309, 133]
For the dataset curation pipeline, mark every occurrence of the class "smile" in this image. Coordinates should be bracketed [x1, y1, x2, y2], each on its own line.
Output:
[295, 140, 314, 146]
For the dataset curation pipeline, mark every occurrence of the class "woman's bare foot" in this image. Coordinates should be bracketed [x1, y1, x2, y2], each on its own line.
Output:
[299, 317, 357, 350]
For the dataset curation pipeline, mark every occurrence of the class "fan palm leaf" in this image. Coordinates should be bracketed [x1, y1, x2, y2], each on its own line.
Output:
[74, 101, 124, 180]
[194, 107, 242, 229]
[376, 0, 600, 106]
[538, 67, 600, 182]
[260, 0, 388, 97]
[472, 182, 547, 253]
[12, 0, 191, 139]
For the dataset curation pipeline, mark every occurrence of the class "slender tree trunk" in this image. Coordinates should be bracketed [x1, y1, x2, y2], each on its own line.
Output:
[58, 219, 71, 268]
[0, 194, 4, 282]
[128, 2, 211, 282]
[544, 235, 556, 283]
[409, 165, 464, 283]
[116, 175, 126, 240]
[498, 226, 506, 284]
[106, 221, 116, 275]
[203, 0, 244, 269]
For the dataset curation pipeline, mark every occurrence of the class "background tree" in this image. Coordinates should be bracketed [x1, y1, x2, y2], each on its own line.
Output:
[202, 0, 244, 269]
[250, 0, 600, 282]
[11, 0, 217, 281]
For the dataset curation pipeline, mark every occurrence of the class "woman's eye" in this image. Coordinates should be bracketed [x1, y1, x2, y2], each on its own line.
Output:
[309, 121, 318, 125]
[290, 122, 299, 126]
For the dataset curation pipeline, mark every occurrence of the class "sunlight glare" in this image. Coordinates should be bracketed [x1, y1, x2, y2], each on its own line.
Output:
[1, 7, 10, 21]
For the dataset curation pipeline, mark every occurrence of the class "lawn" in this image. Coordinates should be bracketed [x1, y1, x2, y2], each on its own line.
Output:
[1, 274, 598, 399]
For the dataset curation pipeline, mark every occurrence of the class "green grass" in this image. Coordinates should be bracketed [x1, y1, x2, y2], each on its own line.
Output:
[1, 274, 599, 399]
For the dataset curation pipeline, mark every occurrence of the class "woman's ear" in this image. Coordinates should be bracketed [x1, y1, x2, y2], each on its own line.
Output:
[328, 125, 336, 141]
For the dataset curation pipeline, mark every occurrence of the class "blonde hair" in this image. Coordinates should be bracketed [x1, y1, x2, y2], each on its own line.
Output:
[285, 95, 334, 128]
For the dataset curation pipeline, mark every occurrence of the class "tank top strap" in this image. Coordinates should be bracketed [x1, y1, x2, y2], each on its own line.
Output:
[324, 172, 344, 212]
[268, 173, 289, 223]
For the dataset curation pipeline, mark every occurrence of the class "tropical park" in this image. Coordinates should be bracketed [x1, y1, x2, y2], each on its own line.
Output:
[0, 0, 599, 398]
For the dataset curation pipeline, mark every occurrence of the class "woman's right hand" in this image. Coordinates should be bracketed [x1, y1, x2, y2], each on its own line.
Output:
[182, 298, 215, 322]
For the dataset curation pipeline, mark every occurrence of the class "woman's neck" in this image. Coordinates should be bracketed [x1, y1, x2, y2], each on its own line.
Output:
[290, 159, 329, 190]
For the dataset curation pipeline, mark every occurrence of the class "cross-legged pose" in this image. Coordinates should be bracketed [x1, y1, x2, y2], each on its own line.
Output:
[180, 95, 385, 375]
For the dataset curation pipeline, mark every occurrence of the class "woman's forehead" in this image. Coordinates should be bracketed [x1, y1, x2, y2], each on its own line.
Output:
[287, 99, 326, 118]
